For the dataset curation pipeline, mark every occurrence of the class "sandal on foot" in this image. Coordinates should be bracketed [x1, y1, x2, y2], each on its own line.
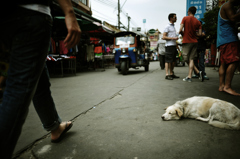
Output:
[51, 122, 73, 143]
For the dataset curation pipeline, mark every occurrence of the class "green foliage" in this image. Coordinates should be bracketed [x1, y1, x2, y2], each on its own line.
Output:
[201, 7, 220, 43]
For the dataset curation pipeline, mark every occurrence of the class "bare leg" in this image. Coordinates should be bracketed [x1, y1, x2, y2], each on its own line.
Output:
[165, 63, 169, 75]
[169, 63, 173, 75]
[193, 65, 200, 74]
[218, 63, 226, 91]
[223, 62, 240, 96]
[188, 59, 194, 78]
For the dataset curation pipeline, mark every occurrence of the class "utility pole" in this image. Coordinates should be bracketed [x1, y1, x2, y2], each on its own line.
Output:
[128, 15, 131, 31]
[118, 0, 120, 29]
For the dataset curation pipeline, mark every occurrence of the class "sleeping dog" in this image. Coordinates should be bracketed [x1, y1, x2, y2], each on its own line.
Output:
[161, 96, 240, 130]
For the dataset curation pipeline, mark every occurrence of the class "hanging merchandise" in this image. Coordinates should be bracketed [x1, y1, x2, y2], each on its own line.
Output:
[205, 49, 210, 64]
[86, 44, 94, 62]
[106, 46, 110, 53]
[94, 46, 102, 55]
[102, 43, 106, 53]
[50, 38, 56, 53]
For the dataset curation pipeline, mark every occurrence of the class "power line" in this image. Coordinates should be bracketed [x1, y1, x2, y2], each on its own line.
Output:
[92, 0, 138, 29]
[121, 0, 127, 9]
[92, 14, 117, 25]
[92, 9, 117, 22]
[93, 0, 117, 8]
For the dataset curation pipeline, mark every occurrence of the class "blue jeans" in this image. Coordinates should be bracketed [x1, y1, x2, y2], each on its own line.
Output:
[0, 8, 61, 158]
[194, 49, 206, 76]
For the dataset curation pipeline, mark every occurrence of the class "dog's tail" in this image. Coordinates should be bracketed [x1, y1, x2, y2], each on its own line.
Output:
[209, 120, 240, 130]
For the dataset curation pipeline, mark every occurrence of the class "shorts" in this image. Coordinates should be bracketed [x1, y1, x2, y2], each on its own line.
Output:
[182, 43, 198, 62]
[165, 46, 177, 63]
[219, 41, 240, 64]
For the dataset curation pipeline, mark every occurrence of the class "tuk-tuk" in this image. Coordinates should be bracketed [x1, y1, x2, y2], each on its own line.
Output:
[113, 31, 150, 75]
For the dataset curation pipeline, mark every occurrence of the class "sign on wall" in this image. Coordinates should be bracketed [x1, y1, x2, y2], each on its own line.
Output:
[186, 0, 206, 21]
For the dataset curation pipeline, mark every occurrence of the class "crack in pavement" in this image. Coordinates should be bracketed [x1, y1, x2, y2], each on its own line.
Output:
[14, 68, 159, 158]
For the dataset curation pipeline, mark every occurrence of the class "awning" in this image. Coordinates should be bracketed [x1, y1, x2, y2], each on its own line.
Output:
[54, 16, 99, 31]
[86, 22, 115, 44]
[73, 7, 101, 24]
[51, 1, 101, 24]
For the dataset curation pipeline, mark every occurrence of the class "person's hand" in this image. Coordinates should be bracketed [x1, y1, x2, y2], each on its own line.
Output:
[179, 31, 184, 36]
[172, 37, 179, 40]
[64, 13, 81, 49]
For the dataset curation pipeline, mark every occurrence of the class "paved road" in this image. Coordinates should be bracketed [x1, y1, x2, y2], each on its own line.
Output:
[14, 61, 240, 159]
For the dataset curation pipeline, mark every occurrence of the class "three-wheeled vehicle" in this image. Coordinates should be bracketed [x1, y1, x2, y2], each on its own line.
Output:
[113, 31, 150, 75]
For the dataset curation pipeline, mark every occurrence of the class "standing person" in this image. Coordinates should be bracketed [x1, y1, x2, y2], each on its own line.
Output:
[193, 21, 209, 80]
[217, 0, 240, 96]
[157, 35, 166, 70]
[178, 6, 203, 82]
[162, 13, 180, 80]
[0, 0, 81, 158]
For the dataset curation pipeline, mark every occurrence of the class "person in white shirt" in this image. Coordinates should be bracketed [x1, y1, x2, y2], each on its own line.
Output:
[162, 13, 179, 80]
[157, 35, 166, 70]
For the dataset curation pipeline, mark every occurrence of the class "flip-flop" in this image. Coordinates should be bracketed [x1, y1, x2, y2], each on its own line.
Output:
[51, 122, 73, 143]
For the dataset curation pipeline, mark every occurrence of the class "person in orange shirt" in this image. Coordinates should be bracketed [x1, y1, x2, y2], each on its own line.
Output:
[179, 6, 203, 82]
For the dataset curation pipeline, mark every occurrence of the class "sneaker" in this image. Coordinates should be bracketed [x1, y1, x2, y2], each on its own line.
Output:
[165, 75, 173, 80]
[204, 75, 209, 80]
[192, 74, 199, 78]
[171, 74, 180, 78]
[183, 77, 192, 82]
[199, 71, 204, 82]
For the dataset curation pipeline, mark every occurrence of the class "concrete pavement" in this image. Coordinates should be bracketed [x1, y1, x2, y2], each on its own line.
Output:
[13, 61, 240, 159]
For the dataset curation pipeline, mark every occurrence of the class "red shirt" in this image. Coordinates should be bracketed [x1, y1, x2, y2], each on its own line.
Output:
[181, 16, 202, 43]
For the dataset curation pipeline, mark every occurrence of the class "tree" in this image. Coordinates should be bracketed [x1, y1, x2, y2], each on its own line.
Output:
[201, 6, 220, 43]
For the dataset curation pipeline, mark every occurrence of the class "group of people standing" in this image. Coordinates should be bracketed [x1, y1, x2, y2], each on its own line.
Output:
[157, 7, 206, 82]
[157, 0, 240, 96]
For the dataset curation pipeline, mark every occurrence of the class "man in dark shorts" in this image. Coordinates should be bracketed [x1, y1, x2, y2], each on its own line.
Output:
[217, 0, 240, 96]
[162, 13, 179, 80]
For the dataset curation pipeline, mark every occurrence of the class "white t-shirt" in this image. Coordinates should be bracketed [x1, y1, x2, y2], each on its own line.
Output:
[157, 39, 166, 55]
[20, 4, 51, 17]
[163, 23, 177, 46]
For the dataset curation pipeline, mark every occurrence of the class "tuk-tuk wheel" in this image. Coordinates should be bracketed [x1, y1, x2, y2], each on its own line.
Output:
[121, 61, 128, 75]
[145, 65, 149, 71]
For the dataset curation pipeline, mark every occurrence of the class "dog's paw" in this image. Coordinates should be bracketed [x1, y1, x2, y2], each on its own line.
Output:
[196, 117, 209, 122]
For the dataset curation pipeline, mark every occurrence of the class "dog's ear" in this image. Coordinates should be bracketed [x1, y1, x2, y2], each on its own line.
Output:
[176, 108, 183, 117]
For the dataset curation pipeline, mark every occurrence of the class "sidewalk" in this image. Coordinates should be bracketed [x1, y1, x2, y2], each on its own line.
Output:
[14, 62, 240, 159]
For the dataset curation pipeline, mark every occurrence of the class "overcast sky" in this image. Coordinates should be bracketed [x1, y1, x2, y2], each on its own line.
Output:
[91, 0, 187, 33]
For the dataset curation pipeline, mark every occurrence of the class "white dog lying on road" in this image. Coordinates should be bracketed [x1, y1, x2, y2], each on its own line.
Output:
[161, 96, 240, 130]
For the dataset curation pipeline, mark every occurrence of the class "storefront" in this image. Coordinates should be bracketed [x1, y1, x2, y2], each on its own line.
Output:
[47, 1, 118, 75]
